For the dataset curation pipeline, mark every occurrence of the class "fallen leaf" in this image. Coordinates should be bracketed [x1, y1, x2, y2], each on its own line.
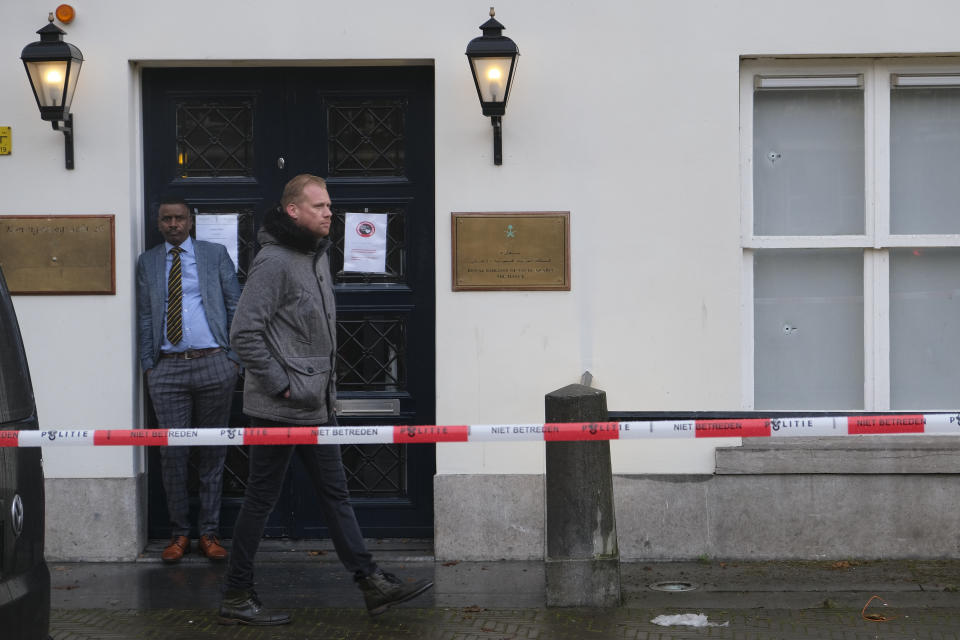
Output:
[861, 594, 896, 622]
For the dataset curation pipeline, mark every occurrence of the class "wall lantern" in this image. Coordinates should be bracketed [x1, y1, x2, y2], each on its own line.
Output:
[465, 7, 519, 165]
[21, 13, 83, 170]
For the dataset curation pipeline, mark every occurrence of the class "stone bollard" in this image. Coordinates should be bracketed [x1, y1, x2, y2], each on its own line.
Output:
[544, 383, 621, 607]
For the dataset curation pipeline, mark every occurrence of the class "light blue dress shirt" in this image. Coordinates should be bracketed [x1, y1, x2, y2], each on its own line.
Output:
[161, 236, 219, 353]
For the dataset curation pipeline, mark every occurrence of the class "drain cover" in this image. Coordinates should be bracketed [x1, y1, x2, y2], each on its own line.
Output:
[648, 581, 698, 592]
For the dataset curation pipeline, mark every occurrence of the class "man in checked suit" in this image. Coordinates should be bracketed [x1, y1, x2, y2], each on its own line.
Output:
[136, 196, 241, 564]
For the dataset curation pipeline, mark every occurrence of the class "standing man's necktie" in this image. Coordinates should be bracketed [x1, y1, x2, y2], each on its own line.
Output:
[166, 247, 184, 344]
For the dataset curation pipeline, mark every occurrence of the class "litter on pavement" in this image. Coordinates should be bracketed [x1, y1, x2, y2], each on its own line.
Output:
[650, 613, 730, 627]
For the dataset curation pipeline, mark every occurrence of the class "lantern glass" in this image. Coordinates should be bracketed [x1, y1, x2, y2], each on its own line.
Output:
[26, 60, 67, 107]
[24, 58, 80, 118]
[470, 56, 515, 104]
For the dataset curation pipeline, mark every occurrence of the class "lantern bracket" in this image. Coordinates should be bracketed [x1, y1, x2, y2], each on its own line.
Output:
[52, 113, 74, 170]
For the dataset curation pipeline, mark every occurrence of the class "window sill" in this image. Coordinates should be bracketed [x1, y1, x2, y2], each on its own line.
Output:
[716, 436, 960, 474]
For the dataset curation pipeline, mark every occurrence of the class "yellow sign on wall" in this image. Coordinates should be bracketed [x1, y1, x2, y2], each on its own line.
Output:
[0, 127, 10, 155]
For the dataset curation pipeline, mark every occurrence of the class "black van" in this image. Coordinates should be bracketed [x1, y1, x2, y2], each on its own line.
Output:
[0, 265, 50, 638]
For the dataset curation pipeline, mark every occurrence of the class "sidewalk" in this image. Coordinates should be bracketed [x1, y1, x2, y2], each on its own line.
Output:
[50, 539, 960, 639]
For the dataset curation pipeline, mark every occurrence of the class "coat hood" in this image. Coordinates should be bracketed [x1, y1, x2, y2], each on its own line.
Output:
[259, 203, 331, 254]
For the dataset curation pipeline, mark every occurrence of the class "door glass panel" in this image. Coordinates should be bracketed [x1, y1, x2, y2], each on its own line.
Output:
[176, 99, 255, 178]
[328, 98, 406, 176]
[891, 87, 960, 234]
[753, 89, 865, 235]
[754, 249, 864, 409]
[336, 313, 407, 392]
[890, 248, 960, 408]
[219, 446, 249, 499]
[343, 444, 406, 497]
[330, 206, 407, 284]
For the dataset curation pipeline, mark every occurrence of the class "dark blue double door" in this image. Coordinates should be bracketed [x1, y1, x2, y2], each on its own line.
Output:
[142, 66, 435, 539]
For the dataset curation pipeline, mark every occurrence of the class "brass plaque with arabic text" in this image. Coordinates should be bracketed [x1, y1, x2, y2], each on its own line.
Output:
[452, 212, 570, 291]
[0, 215, 115, 294]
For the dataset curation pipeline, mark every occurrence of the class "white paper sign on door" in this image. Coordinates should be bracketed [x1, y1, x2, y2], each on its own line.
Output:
[195, 213, 240, 271]
[343, 212, 387, 273]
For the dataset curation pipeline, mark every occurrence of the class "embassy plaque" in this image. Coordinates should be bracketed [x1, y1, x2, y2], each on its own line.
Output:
[452, 212, 570, 291]
[0, 215, 116, 294]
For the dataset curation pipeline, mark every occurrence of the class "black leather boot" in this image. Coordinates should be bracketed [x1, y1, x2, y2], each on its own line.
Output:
[218, 589, 291, 626]
[355, 569, 433, 616]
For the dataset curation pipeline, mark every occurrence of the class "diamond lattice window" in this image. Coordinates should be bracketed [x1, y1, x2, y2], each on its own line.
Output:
[342, 444, 405, 497]
[176, 100, 255, 178]
[328, 99, 406, 176]
[336, 314, 406, 392]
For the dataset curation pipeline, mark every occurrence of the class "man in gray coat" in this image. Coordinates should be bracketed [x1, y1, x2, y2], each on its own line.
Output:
[219, 174, 431, 626]
[136, 196, 240, 564]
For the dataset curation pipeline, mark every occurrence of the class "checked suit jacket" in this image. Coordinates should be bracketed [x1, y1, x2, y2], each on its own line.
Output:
[135, 238, 241, 372]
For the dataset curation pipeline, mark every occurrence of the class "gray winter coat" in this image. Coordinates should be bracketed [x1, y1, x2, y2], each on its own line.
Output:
[230, 222, 337, 425]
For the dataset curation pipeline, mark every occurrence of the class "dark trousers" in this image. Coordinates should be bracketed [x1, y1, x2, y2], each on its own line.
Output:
[147, 350, 237, 537]
[224, 417, 377, 592]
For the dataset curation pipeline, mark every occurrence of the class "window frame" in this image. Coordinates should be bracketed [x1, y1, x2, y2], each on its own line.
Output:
[740, 57, 960, 411]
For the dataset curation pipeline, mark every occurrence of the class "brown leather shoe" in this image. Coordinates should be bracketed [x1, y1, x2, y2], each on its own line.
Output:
[161, 535, 190, 564]
[199, 534, 228, 561]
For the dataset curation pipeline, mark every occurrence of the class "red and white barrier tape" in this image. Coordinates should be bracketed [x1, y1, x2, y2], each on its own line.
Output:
[2, 414, 959, 447]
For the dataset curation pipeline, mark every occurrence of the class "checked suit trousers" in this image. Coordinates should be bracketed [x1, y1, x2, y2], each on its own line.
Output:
[148, 350, 237, 537]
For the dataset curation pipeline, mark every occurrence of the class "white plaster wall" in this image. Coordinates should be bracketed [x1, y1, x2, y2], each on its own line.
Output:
[2, 3, 144, 479]
[3, 0, 960, 483]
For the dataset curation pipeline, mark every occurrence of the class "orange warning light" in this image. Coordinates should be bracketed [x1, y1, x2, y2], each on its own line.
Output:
[55, 4, 75, 24]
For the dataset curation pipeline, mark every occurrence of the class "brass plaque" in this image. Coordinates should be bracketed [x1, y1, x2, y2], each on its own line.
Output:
[452, 212, 570, 291]
[0, 216, 116, 294]
[0, 127, 10, 155]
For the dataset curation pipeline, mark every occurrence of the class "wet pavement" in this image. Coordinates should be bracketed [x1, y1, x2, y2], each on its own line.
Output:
[50, 539, 960, 639]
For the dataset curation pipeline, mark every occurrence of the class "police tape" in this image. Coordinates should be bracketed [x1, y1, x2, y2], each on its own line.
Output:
[2, 413, 960, 447]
